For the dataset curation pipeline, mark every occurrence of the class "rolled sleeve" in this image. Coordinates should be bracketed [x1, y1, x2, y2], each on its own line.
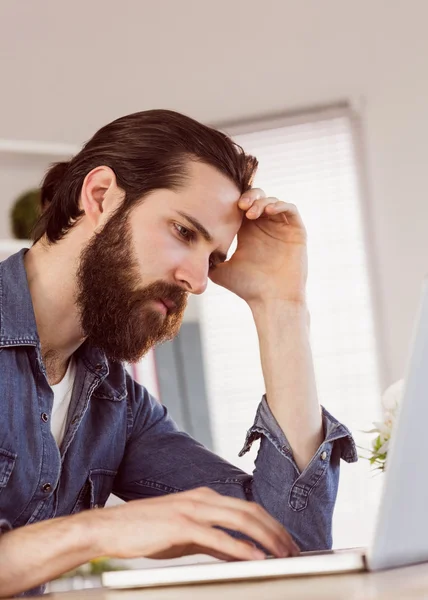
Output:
[118, 382, 357, 552]
[240, 396, 357, 469]
[239, 396, 357, 549]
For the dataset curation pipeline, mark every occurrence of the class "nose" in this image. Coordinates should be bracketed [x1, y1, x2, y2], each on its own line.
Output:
[175, 256, 209, 295]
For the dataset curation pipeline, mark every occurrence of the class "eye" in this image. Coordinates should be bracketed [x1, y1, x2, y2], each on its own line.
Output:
[174, 223, 218, 271]
[174, 223, 195, 242]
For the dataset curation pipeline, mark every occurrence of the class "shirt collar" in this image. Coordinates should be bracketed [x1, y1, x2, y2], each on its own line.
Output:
[0, 249, 127, 402]
[0, 249, 39, 346]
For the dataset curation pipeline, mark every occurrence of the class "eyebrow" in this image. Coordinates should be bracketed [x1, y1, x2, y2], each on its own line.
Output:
[175, 211, 228, 264]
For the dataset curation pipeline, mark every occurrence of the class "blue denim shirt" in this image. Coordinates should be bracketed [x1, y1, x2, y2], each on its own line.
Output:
[0, 250, 357, 595]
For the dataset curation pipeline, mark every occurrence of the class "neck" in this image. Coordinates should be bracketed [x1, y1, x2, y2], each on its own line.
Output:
[24, 238, 86, 376]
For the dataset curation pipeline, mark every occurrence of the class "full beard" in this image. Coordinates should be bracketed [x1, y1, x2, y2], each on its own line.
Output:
[75, 209, 188, 363]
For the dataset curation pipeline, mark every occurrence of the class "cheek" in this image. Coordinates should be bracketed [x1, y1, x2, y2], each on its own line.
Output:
[132, 229, 186, 278]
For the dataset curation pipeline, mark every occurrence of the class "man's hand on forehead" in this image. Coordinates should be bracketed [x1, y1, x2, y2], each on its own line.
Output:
[238, 188, 300, 224]
[210, 187, 307, 306]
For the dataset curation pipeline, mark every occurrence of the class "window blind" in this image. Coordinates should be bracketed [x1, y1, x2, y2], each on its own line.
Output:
[198, 110, 383, 548]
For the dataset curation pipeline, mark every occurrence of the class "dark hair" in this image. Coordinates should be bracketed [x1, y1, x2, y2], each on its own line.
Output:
[33, 109, 258, 243]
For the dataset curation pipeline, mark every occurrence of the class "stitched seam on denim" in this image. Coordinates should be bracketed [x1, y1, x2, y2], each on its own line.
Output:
[244, 426, 293, 456]
[241, 426, 299, 476]
[0, 450, 16, 487]
[92, 389, 127, 402]
[327, 431, 358, 462]
[73, 470, 116, 513]
[203, 478, 246, 486]
[323, 413, 355, 442]
[61, 375, 100, 461]
[13, 357, 48, 526]
[324, 421, 340, 439]
[125, 400, 134, 444]
[81, 354, 107, 376]
[32, 367, 57, 515]
[289, 454, 330, 512]
[93, 392, 127, 402]
[133, 479, 183, 494]
[88, 470, 117, 507]
[0, 338, 38, 346]
[0, 448, 17, 460]
[61, 364, 89, 460]
[82, 378, 100, 421]
[238, 429, 262, 456]
[71, 480, 91, 514]
[90, 469, 117, 477]
[324, 424, 353, 443]
[26, 499, 51, 524]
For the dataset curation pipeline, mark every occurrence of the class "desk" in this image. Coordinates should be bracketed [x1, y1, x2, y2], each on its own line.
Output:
[42, 563, 428, 600]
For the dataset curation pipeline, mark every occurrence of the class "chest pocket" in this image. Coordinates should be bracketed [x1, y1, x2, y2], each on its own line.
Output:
[71, 468, 117, 514]
[0, 448, 16, 493]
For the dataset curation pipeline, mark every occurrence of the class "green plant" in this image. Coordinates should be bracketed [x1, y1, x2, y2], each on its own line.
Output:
[10, 188, 41, 239]
[60, 557, 127, 579]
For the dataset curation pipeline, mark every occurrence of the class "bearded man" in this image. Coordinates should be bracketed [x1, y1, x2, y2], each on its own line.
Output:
[0, 110, 356, 597]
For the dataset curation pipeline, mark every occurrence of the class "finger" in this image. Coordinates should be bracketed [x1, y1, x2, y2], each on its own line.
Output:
[218, 496, 300, 556]
[182, 544, 244, 562]
[184, 496, 299, 558]
[264, 201, 305, 228]
[189, 540, 264, 562]
[238, 188, 267, 209]
[183, 488, 299, 556]
[190, 488, 299, 555]
[244, 196, 281, 219]
[189, 522, 266, 561]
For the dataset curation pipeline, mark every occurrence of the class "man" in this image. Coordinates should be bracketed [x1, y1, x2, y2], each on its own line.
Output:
[0, 110, 356, 597]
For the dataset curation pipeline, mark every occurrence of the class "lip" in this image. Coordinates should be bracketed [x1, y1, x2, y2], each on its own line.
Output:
[152, 298, 175, 315]
[151, 299, 167, 315]
[160, 297, 176, 311]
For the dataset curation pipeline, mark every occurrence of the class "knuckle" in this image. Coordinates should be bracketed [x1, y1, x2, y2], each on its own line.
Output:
[191, 486, 215, 500]
[172, 498, 190, 513]
[175, 513, 190, 527]
[248, 501, 265, 515]
[231, 512, 247, 529]
[185, 499, 199, 513]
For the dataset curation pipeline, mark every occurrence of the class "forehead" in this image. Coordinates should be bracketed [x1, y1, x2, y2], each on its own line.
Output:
[133, 161, 244, 242]
[181, 161, 241, 203]
[177, 161, 242, 224]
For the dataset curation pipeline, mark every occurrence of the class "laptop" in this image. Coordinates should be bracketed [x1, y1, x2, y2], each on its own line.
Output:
[103, 277, 428, 589]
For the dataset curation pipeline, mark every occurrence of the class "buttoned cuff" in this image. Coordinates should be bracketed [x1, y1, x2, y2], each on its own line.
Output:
[239, 395, 358, 470]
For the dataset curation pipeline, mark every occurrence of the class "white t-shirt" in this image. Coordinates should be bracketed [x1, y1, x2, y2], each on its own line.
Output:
[50, 358, 76, 446]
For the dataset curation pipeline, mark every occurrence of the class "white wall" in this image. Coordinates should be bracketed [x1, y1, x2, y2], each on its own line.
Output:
[1, 0, 427, 382]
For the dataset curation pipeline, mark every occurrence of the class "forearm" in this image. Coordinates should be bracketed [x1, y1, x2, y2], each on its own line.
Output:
[250, 300, 323, 472]
[0, 513, 98, 598]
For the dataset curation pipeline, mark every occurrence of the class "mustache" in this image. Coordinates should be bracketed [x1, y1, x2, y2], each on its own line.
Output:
[131, 281, 188, 311]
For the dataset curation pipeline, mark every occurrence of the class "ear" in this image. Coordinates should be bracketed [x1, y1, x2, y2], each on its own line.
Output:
[80, 166, 121, 228]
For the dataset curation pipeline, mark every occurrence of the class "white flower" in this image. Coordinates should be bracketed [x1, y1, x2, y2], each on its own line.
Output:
[363, 378, 405, 472]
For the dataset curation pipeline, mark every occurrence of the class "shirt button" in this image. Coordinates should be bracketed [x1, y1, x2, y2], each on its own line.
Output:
[41, 413, 49, 423]
[320, 451, 327, 461]
[95, 363, 103, 371]
[71, 416, 79, 425]
[42, 483, 52, 493]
